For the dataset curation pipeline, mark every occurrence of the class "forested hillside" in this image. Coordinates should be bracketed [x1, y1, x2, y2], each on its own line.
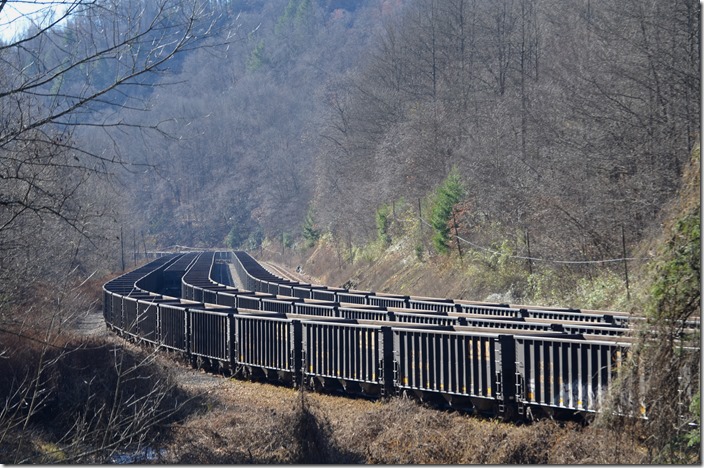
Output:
[1, 0, 698, 284]
[95, 0, 393, 248]
[313, 0, 699, 260]
[97, 0, 699, 270]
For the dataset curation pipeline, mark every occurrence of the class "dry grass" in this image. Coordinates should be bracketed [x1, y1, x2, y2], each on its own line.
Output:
[0, 278, 205, 465]
[156, 372, 648, 464]
[0, 333, 204, 464]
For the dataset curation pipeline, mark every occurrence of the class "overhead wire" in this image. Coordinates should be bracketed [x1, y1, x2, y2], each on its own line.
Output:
[419, 217, 656, 265]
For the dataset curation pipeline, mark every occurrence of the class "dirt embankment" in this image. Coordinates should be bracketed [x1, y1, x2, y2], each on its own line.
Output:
[258, 241, 484, 301]
[160, 365, 647, 464]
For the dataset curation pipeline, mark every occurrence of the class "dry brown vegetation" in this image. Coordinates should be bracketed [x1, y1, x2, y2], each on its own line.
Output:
[0, 280, 203, 465]
[159, 372, 648, 464]
[0, 333, 204, 463]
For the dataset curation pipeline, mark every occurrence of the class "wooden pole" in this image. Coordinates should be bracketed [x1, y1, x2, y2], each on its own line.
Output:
[525, 228, 533, 275]
[621, 225, 630, 300]
[120, 225, 125, 271]
[452, 210, 463, 259]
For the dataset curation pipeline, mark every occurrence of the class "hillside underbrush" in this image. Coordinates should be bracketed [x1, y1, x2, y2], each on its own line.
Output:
[162, 382, 648, 464]
[0, 282, 204, 464]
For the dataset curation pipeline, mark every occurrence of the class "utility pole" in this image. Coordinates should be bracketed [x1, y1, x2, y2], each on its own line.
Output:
[452, 210, 463, 259]
[120, 225, 125, 271]
[525, 228, 533, 275]
[142, 231, 147, 258]
[621, 225, 630, 300]
[418, 197, 424, 238]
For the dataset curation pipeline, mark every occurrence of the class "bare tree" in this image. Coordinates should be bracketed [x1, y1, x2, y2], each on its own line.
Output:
[0, 3, 229, 458]
[0, 0, 231, 292]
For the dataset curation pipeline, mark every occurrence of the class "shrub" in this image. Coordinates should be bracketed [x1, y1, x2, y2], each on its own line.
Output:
[0, 336, 200, 464]
[375, 204, 392, 247]
[302, 207, 321, 248]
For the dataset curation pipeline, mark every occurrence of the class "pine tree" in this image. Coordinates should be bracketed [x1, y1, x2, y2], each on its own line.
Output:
[302, 207, 321, 248]
[376, 204, 392, 246]
[429, 167, 465, 254]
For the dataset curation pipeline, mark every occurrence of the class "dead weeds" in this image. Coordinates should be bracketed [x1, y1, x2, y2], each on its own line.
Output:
[158, 377, 648, 464]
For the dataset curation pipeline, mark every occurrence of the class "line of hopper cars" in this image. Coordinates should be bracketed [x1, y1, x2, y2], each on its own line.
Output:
[102, 250, 665, 421]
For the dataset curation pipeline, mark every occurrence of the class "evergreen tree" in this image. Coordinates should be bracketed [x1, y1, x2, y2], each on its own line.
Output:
[376, 204, 392, 246]
[429, 167, 465, 254]
[302, 207, 321, 247]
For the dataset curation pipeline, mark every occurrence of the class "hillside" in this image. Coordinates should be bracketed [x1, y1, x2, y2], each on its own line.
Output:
[260, 142, 701, 314]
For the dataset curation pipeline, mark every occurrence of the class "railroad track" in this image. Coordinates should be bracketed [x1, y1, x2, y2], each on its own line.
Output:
[102, 250, 699, 422]
[259, 260, 312, 284]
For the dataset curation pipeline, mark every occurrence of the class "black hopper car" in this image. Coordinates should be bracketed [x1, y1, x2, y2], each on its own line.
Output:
[103, 250, 675, 421]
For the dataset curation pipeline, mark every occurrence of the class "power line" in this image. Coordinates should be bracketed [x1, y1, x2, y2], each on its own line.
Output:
[419, 218, 656, 265]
